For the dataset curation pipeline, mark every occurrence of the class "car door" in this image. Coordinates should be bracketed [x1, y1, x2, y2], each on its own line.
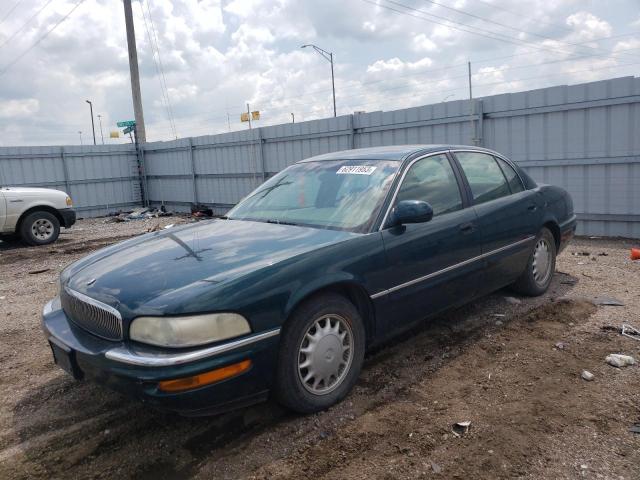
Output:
[378, 152, 483, 335]
[452, 151, 543, 293]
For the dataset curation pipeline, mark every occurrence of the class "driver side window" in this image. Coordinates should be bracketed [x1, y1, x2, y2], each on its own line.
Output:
[396, 154, 463, 216]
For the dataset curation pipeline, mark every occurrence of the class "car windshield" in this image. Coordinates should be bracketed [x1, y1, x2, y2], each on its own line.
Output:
[227, 160, 400, 233]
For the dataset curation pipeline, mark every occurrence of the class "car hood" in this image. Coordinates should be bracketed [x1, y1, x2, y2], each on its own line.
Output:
[2, 186, 67, 196]
[64, 219, 357, 313]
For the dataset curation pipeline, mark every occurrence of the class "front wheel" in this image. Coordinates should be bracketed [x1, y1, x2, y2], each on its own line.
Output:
[20, 211, 60, 246]
[275, 293, 365, 414]
[511, 227, 556, 296]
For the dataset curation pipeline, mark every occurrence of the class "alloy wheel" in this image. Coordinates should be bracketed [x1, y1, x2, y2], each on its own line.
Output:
[32, 219, 54, 241]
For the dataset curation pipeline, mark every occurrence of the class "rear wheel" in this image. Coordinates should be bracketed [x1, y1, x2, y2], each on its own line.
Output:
[275, 293, 365, 413]
[511, 227, 556, 296]
[20, 211, 60, 246]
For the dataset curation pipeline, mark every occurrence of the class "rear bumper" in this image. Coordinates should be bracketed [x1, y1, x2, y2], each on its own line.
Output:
[59, 208, 76, 228]
[41, 298, 280, 416]
[558, 214, 577, 254]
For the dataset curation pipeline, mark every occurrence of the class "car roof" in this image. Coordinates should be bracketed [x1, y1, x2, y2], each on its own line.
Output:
[297, 145, 498, 163]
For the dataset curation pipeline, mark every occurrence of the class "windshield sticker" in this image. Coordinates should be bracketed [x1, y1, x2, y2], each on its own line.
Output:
[336, 165, 377, 175]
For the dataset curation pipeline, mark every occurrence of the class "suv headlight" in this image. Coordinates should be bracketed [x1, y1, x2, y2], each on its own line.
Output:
[66, 196, 73, 206]
[129, 313, 251, 348]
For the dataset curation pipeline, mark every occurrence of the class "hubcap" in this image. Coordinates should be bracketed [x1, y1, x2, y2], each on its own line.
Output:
[32, 219, 54, 240]
[297, 314, 353, 395]
[532, 238, 552, 285]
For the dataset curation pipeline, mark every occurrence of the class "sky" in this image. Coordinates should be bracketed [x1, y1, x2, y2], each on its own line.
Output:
[0, 0, 638, 146]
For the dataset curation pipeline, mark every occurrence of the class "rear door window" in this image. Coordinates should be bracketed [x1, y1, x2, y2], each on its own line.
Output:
[455, 152, 511, 204]
[495, 157, 524, 193]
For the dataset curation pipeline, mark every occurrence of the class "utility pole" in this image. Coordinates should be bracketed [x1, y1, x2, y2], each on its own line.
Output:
[246, 103, 252, 129]
[468, 61, 475, 145]
[78, 131, 83, 145]
[291, 112, 295, 123]
[123, 0, 146, 143]
[97, 114, 105, 144]
[85, 100, 96, 145]
[227, 112, 231, 131]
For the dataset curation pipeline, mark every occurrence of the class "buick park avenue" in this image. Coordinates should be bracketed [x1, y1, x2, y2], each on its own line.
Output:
[42, 145, 575, 415]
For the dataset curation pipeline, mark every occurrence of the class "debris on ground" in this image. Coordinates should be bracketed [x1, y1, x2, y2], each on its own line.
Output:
[630, 424, 640, 434]
[555, 341, 568, 350]
[164, 223, 175, 229]
[605, 354, 636, 368]
[592, 296, 625, 306]
[581, 370, 595, 381]
[504, 296, 521, 305]
[631, 248, 640, 261]
[28, 268, 50, 275]
[104, 206, 174, 224]
[621, 324, 640, 341]
[191, 203, 213, 218]
[572, 251, 591, 256]
[597, 252, 609, 256]
[452, 421, 471, 437]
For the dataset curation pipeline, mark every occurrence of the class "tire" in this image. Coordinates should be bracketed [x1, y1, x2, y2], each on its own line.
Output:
[275, 293, 366, 414]
[19, 211, 60, 246]
[511, 227, 556, 296]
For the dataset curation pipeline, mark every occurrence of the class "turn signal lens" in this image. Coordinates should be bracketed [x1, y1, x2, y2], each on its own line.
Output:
[66, 196, 73, 206]
[158, 359, 252, 393]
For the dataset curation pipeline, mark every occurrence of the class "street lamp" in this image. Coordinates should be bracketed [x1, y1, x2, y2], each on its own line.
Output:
[97, 114, 105, 144]
[85, 100, 96, 145]
[301, 44, 336, 117]
[78, 131, 83, 145]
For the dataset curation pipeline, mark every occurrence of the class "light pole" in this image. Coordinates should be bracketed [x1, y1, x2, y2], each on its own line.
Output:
[301, 44, 336, 117]
[78, 131, 83, 145]
[291, 112, 295, 123]
[85, 99, 96, 145]
[97, 114, 105, 144]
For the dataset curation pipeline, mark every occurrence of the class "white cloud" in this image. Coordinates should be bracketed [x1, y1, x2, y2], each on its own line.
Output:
[412, 33, 437, 53]
[0, 99, 39, 118]
[565, 11, 612, 40]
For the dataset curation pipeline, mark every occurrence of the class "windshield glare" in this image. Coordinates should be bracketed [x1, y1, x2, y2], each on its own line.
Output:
[227, 160, 399, 233]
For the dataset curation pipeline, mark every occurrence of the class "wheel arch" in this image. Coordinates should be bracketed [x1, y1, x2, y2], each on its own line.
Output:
[284, 279, 376, 346]
[542, 220, 561, 251]
[16, 205, 63, 234]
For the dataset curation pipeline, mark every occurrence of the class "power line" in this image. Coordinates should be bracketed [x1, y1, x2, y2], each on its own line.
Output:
[367, 0, 636, 63]
[468, 0, 573, 35]
[0, 0, 55, 50]
[420, 0, 640, 61]
[0, 0, 24, 26]
[138, 0, 177, 139]
[0, 0, 87, 76]
[144, 0, 177, 139]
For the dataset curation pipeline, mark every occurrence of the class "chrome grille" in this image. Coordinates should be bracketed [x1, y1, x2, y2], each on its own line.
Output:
[61, 287, 123, 341]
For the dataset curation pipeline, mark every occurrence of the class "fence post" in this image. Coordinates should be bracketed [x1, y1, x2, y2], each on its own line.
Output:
[258, 128, 266, 181]
[475, 99, 484, 147]
[60, 146, 71, 195]
[350, 114, 356, 149]
[189, 137, 198, 203]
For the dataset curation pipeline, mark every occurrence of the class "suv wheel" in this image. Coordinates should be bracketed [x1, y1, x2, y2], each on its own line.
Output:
[20, 211, 60, 246]
[275, 293, 365, 413]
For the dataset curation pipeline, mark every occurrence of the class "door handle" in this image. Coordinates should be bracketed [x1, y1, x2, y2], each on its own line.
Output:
[527, 204, 537, 211]
[459, 222, 475, 234]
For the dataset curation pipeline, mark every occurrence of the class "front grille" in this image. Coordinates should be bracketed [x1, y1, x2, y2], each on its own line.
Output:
[61, 287, 123, 341]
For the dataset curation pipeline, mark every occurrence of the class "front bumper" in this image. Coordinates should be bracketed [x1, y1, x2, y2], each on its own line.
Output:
[59, 208, 76, 228]
[42, 299, 280, 415]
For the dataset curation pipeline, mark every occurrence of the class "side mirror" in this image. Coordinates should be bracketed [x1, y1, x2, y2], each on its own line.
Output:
[389, 200, 434, 226]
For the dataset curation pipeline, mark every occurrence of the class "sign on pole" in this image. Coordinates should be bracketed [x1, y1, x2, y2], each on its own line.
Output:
[123, 126, 134, 134]
[117, 120, 136, 128]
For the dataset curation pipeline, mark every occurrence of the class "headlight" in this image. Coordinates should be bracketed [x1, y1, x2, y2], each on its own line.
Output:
[66, 196, 73, 206]
[129, 313, 251, 348]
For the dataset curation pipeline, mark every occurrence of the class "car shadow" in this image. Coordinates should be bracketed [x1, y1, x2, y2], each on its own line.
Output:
[9, 273, 578, 479]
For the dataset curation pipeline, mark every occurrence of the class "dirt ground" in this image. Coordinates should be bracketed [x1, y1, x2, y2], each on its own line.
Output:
[0, 218, 639, 479]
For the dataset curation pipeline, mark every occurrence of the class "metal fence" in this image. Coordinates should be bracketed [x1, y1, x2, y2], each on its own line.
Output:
[0, 144, 141, 218]
[1, 75, 639, 237]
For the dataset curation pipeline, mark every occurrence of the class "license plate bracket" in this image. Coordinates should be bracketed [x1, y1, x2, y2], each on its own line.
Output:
[49, 337, 82, 380]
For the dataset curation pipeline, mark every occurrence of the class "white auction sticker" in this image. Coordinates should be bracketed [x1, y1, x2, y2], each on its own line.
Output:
[336, 165, 377, 175]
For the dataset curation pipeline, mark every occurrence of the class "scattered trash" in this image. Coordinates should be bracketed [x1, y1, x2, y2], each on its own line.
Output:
[605, 354, 636, 368]
[191, 203, 213, 218]
[452, 421, 471, 437]
[555, 342, 567, 350]
[103, 206, 174, 223]
[581, 370, 595, 381]
[600, 325, 620, 333]
[597, 252, 608, 256]
[572, 251, 590, 256]
[621, 324, 640, 341]
[431, 462, 442, 474]
[561, 278, 578, 285]
[631, 248, 640, 261]
[630, 424, 640, 434]
[592, 296, 625, 306]
[491, 313, 506, 317]
[164, 223, 175, 229]
[28, 268, 50, 275]
[495, 320, 503, 326]
[504, 296, 521, 305]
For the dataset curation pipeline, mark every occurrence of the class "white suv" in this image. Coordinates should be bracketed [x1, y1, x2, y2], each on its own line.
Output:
[0, 187, 76, 245]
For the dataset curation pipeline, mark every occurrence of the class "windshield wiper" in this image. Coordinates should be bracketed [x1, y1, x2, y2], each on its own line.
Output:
[265, 219, 300, 226]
